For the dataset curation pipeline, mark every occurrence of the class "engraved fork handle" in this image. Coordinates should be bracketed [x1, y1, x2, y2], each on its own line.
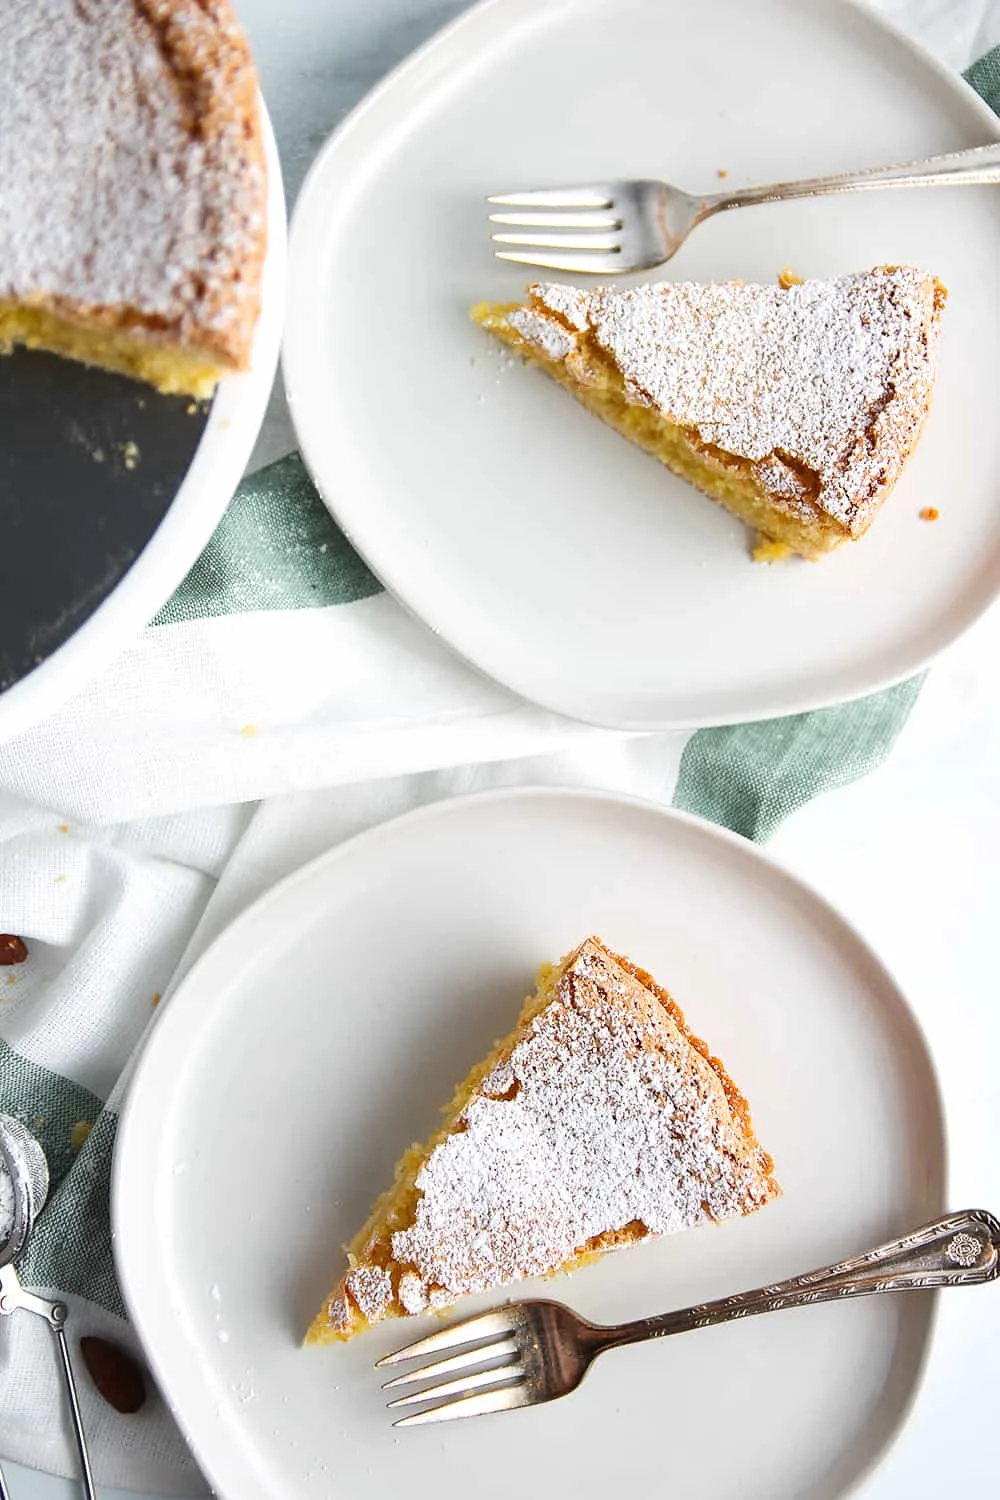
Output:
[698, 141, 1000, 219]
[602, 1210, 1000, 1352]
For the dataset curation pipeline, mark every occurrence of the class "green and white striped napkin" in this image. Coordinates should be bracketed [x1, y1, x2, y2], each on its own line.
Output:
[0, 40, 996, 1499]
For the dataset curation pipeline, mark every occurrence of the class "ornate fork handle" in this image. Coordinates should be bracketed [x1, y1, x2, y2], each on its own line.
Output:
[605, 1210, 1000, 1351]
[701, 141, 1000, 218]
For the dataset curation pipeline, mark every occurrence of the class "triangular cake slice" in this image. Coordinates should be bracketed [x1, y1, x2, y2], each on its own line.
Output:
[0, 0, 266, 397]
[308, 936, 779, 1344]
[472, 268, 946, 560]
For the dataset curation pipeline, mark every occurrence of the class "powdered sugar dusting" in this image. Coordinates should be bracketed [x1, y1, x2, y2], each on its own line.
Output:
[397, 1272, 428, 1316]
[508, 308, 575, 361]
[345, 1264, 392, 1323]
[388, 940, 776, 1307]
[753, 454, 809, 501]
[0, 0, 266, 361]
[326, 1292, 350, 1331]
[531, 283, 590, 330]
[520, 270, 943, 534]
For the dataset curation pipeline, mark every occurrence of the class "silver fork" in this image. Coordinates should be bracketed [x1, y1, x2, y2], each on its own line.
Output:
[378, 1208, 999, 1426]
[488, 143, 1000, 274]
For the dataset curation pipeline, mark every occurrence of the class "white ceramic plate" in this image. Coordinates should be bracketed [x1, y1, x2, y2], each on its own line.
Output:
[283, 0, 1000, 731]
[0, 103, 286, 746]
[114, 788, 946, 1500]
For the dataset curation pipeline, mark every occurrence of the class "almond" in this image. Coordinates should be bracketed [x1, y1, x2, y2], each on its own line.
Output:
[0, 935, 27, 965]
[79, 1336, 147, 1414]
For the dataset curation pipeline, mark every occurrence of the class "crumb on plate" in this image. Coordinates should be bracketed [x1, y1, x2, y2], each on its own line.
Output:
[751, 534, 794, 564]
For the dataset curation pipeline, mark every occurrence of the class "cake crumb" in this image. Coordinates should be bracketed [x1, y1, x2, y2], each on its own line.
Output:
[92, 448, 105, 463]
[69, 1121, 92, 1151]
[777, 266, 804, 289]
[58, 824, 69, 834]
[240, 723, 258, 738]
[919, 506, 940, 522]
[186, 402, 198, 415]
[151, 992, 161, 1009]
[120, 441, 141, 471]
[752, 534, 793, 564]
[717, 167, 728, 178]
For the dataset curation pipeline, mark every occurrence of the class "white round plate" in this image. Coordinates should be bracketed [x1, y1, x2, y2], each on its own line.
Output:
[114, 788, 945, 1500]
[283, 0, 1000, 731]
[0, 103, 286, 746]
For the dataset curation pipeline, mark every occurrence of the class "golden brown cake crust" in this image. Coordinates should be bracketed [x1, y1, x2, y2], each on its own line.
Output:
[0, 0, 267, 371]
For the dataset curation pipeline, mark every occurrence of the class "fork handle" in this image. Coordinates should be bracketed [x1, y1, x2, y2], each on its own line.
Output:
[603, 1210, 1000, 1352]
[699, 141, 1000, 217]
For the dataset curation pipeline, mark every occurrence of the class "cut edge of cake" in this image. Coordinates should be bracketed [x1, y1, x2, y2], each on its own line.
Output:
[307, 936, 780, 1346]
[0, 303, 242, 400]
[472, 267, 946, 561]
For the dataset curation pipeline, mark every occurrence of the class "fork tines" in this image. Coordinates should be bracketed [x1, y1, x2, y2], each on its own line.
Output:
[487, 186, 622, 271]
[376, 1308, 529, 1427]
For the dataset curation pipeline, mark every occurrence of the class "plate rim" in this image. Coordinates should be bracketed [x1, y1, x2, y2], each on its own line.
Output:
[281, 0, 1000, 733]
[0, 95, 288, 747]
[112, 784, 949, 1500]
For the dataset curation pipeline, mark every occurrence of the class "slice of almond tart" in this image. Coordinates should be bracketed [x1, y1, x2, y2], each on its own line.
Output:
[308, 936, 779, 1344]
[472, 267, 946, 560]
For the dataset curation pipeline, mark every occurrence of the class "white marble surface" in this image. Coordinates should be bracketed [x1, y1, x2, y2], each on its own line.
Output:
[5, 0, 1000, 1495]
